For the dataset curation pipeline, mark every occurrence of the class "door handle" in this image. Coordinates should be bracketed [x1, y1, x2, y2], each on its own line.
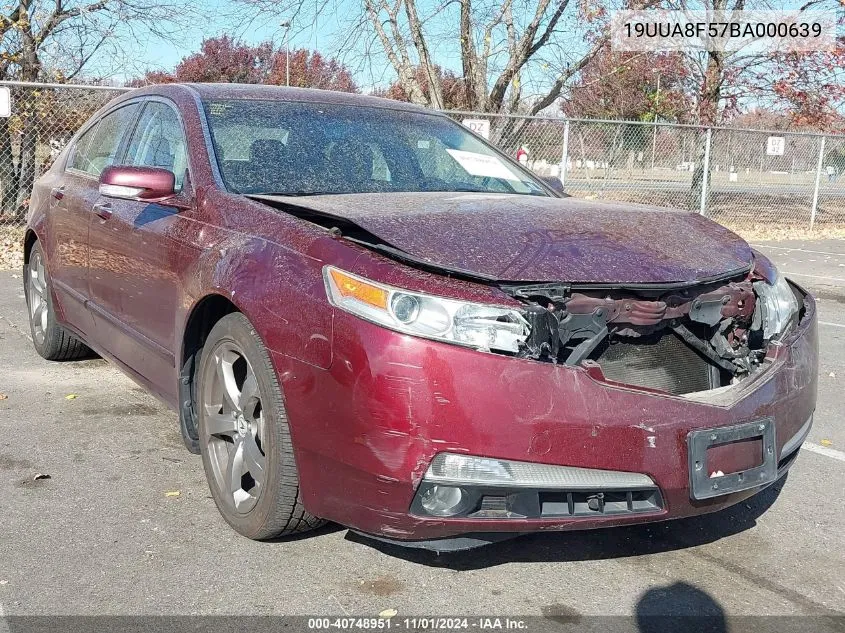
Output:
[92, 202, 112, 220]
[50, 186, 64, 200]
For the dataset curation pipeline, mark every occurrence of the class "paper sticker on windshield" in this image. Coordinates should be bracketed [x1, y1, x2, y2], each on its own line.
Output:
[446, 149, 520, 181]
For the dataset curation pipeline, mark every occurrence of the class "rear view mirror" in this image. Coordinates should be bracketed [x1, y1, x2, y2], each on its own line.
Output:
[99, 166, 177, 202]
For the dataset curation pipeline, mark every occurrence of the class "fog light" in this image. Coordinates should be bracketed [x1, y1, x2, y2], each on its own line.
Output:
[419, 484, 467, 517]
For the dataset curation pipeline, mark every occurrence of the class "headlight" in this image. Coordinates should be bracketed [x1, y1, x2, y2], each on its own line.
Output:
[323, 266, 529, 353]
[753, 271, 799, 341]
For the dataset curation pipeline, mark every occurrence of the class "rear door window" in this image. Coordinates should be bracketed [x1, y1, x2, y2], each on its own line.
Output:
[69, 103, 140, 177]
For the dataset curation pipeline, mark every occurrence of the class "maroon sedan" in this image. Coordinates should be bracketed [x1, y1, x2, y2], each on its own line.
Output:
[24, 84, 817, 549]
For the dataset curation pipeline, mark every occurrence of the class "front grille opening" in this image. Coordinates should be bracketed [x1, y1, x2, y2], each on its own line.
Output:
[539, 489, 663, 517]
[463, 487, 664, 519]
[590, 330, 725, 396]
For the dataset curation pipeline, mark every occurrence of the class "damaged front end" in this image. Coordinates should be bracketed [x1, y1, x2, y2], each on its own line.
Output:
[321, 243, 801, 398]
[500, 271, 802, 396]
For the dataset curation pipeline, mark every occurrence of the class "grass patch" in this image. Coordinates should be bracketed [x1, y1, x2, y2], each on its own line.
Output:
[722, 223, 845, 242]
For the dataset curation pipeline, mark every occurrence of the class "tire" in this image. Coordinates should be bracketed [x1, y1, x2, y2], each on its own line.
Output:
[196, 312, 324, 539]
[24, 240, 92, 361]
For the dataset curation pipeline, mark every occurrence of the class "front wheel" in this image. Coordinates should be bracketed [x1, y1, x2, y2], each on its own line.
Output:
[197, 313, 324, 540]
[24, 241, 92, 361]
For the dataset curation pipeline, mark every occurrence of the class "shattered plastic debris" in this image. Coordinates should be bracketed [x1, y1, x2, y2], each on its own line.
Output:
[379, 609, 398, 618]
[33, 473, 51, 481]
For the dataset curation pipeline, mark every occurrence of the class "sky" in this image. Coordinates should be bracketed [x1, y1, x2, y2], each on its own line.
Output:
[126, 1, 301, 72]
[79, 0, 842, 112]
[96, 0, 568, 93]
[107, 0, 390, 87]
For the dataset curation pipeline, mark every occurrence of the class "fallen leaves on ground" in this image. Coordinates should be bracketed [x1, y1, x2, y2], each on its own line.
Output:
[0, 394, 7, 400]
[378, 609, 398, 618]
[820, 439, 833, 447]
[65, 394, 78, 400]
[0, 227, 25, 272]
[165, 490, 181, 497]
[33, 473, 51, 481]
[723, 223, 845, 242]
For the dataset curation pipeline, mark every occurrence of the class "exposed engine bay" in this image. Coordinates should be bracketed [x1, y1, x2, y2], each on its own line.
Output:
[498, 277, 783, 396]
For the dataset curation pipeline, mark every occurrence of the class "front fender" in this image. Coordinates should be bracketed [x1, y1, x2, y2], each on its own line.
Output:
[182, 232, 360, 370]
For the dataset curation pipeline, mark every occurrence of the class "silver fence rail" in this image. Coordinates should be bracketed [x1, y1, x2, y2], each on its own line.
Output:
[1, 80, 844, 236]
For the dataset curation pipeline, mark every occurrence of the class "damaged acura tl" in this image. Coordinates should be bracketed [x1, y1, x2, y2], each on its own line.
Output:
[24, 84, 817, 549]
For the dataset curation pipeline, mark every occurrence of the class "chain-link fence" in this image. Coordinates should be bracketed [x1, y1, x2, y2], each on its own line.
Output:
[0, 81, 127, 269]
[0, 81, 127, 222]
[444, 110, 845, 231]
[2, 81, 845, 269]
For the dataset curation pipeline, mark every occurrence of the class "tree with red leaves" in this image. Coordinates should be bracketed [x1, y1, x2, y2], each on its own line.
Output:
[267, 49, 358, 92]
[373, 66, 469, 110]
[133, 35, 358, 93]
[769, 45, 845, 133]
[171, 35, 274, 84]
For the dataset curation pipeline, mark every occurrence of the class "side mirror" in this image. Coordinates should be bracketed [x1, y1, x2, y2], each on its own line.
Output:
[539, 175, 569, 197]
[99, 165, 177, 202]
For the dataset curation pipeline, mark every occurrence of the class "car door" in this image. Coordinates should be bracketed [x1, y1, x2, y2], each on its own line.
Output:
[86, 99, 194, 398]
[50, 103, 141, 338]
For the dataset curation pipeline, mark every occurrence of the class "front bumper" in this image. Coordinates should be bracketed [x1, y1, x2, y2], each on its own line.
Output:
[273, 285, 818, 542]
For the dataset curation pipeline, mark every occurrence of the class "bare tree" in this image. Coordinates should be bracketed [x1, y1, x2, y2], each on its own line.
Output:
[0, 0, 192, 218]
[240, 0, 651, 115]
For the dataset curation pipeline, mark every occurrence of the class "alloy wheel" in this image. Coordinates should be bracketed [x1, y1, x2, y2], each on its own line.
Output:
[28, 250, 49, 346]
[202, 342, 266, 514]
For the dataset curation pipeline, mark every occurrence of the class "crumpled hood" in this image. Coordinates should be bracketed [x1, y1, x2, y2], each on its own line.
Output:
[271, 192, 753, 285]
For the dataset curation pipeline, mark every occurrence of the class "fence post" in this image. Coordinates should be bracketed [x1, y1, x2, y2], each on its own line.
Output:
[699, 127, 712, 216]
[559, 120, 570, 190]
[650, 122, 657, 170]
[810, 136, 826, 230]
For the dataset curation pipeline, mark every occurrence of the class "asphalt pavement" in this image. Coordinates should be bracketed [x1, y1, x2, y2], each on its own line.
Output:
[0, 240, 843, 622]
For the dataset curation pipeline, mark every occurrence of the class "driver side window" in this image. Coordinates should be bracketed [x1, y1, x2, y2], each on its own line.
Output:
[123, 101, 189, 191]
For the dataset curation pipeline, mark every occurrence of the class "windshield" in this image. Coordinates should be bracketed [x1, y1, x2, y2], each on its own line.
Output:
[202, 99, 548, 197]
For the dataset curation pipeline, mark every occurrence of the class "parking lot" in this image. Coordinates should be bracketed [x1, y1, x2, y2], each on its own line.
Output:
[1, 239, 844, 624]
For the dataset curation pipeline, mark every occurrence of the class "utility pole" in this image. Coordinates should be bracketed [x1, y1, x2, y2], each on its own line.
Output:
[651, 72, 660, 171]
[280, 20, 291, 87]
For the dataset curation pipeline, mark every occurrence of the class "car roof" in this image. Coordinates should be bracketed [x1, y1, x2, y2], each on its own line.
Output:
[134, 82, 433, 115]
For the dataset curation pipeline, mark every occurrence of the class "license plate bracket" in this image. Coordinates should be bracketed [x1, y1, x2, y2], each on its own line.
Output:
[688, 418, 777, 500]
